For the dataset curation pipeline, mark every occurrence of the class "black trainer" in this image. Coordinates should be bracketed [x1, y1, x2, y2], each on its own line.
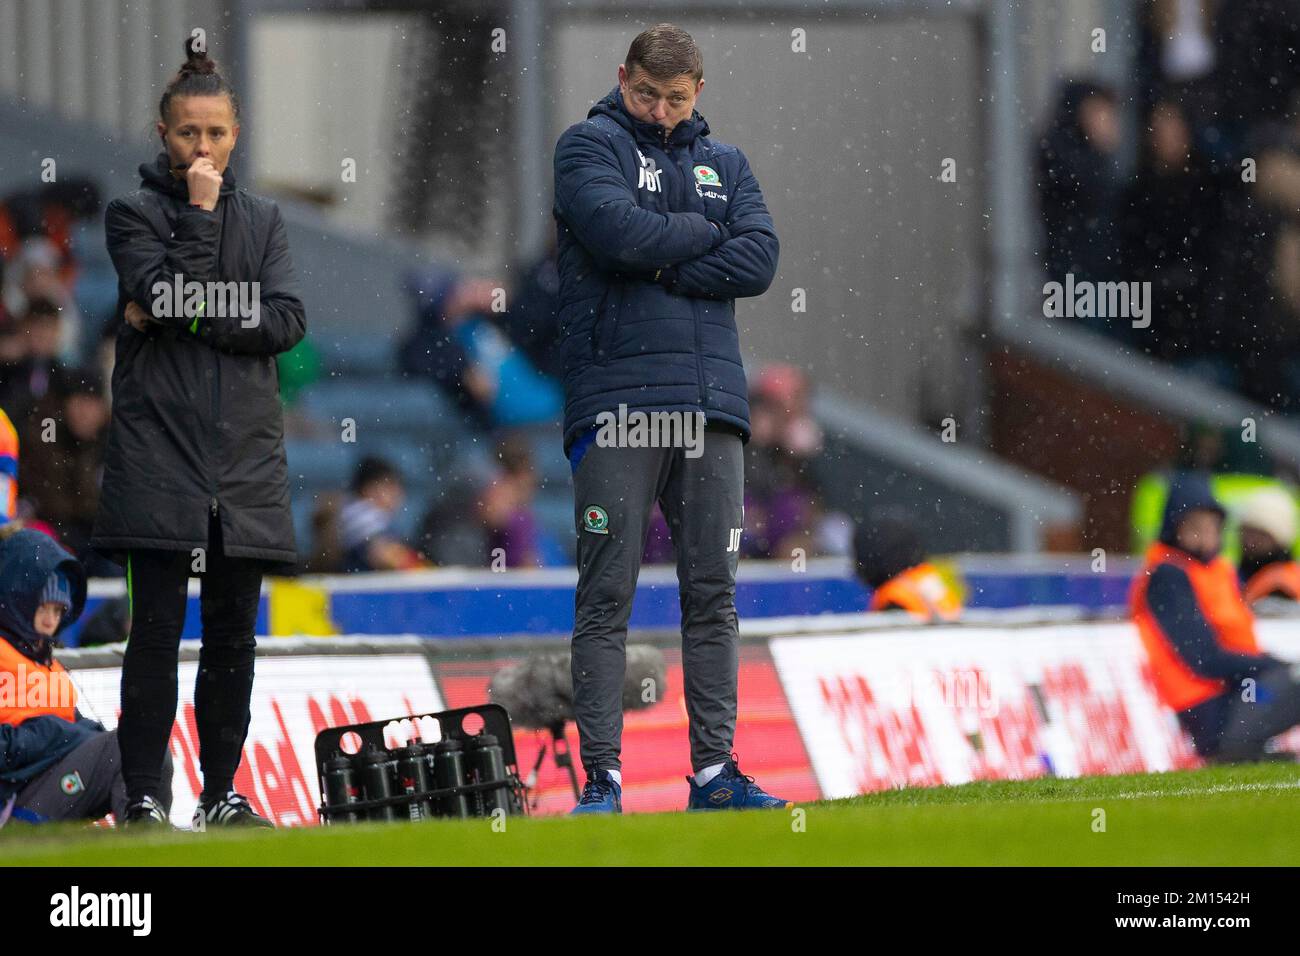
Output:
[192, 791, 275, 831]
[121, 795, 169, 829]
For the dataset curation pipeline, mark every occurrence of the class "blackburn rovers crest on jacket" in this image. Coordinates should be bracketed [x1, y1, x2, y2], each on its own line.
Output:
[693, 163, 719, 185]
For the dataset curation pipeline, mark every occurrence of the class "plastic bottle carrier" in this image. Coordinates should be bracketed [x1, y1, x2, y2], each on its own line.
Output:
[314, 703, 526, 824]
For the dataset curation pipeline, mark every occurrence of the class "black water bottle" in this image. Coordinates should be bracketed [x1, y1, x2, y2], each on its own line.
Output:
[322, 752, 361, 824]
[395, 742, 433, 821]
[356, 746, 400, 822]
[466, 733, 510, 818]
[431, 738, 470, 819]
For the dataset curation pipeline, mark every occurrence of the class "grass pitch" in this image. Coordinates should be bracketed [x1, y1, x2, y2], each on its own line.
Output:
[2, 763, 1296, 866]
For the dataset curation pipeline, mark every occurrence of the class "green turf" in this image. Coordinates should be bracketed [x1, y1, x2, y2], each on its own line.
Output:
[3, 763, 1297, 866]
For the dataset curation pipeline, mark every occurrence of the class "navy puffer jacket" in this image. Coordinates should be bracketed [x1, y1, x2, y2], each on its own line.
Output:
[552, 85, 779, 453]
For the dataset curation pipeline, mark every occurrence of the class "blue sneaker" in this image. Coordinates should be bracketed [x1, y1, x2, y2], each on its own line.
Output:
[570, 770, 622, 814]
[686, 755, 792, 810]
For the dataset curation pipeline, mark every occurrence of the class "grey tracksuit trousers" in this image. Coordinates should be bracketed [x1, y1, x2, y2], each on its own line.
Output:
[571, 422, 745, 774]
[12, 729, 174, 824]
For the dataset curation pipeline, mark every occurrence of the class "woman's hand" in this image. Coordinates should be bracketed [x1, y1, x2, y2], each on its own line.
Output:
[186, 157, 223, 211]
[125, 301, 154, 333]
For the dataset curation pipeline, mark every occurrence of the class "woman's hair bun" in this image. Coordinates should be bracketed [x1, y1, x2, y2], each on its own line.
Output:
[159, 34, 238, 123]
[180, 36, 218, 76]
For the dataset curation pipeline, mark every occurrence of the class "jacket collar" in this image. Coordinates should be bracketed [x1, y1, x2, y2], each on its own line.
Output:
[139, 152, 238, 202]
[589, 85, 710, 148]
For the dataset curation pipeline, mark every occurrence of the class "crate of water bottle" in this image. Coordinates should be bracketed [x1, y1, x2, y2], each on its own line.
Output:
[314, 703, 526, 824]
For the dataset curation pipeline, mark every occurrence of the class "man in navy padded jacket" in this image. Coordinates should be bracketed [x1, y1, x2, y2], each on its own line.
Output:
[552, 23, 788, 813]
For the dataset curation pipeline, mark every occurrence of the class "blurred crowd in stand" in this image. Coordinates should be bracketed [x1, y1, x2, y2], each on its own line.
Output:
[0, 178, 853, 578]
[1037, 0, 1300, 411]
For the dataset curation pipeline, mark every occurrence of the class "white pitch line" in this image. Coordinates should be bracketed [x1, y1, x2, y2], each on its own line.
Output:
[1100, 779, 1300, 801]
[972, 778, 1300, 806]
[843, 777, 1300, 808]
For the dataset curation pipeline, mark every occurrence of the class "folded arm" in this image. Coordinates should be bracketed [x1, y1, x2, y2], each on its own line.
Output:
[105, 197, 222, 333]
[659, 149, 779, 300]
[555, 125, 723, 272]
[193, 203, 307, 356]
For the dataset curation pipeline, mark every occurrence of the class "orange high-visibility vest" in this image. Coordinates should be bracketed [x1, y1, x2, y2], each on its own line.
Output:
[1242, 560, 1300, 605]
[1130, 542, 1259, 712]
[0, 634, 77, 726]
[869, 563, 962, 622]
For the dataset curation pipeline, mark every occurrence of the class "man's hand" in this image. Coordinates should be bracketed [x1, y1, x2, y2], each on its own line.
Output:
[186, 157, 223, 211]
[124, 301, 154, 333]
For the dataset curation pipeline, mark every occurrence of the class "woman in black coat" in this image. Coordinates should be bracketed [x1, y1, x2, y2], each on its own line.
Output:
[91, 40, 305, 828]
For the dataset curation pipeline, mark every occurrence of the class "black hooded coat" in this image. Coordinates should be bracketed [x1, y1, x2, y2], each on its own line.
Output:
[92, 153, 306, 565]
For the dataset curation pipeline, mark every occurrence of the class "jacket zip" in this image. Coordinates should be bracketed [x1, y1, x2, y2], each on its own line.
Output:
[208, 202, 222, 526]
[692, 140, 707, 406]
[210, 349, 221, 522]
[660, 126, 708, 408]
[630, 117, 710, 411]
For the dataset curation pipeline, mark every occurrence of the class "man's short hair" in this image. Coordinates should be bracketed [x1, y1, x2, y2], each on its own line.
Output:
[625, 23, 703, 83]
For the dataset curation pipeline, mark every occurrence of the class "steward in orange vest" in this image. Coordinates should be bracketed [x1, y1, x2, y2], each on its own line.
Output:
[1236, 487, 1300, 605]
[869, 564, 963, 621]
[0, 528, 106, 824]
[1130, 473, 1295, 760]
[855, 510, 962, 622]
[1242, 561, 1300, 605]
